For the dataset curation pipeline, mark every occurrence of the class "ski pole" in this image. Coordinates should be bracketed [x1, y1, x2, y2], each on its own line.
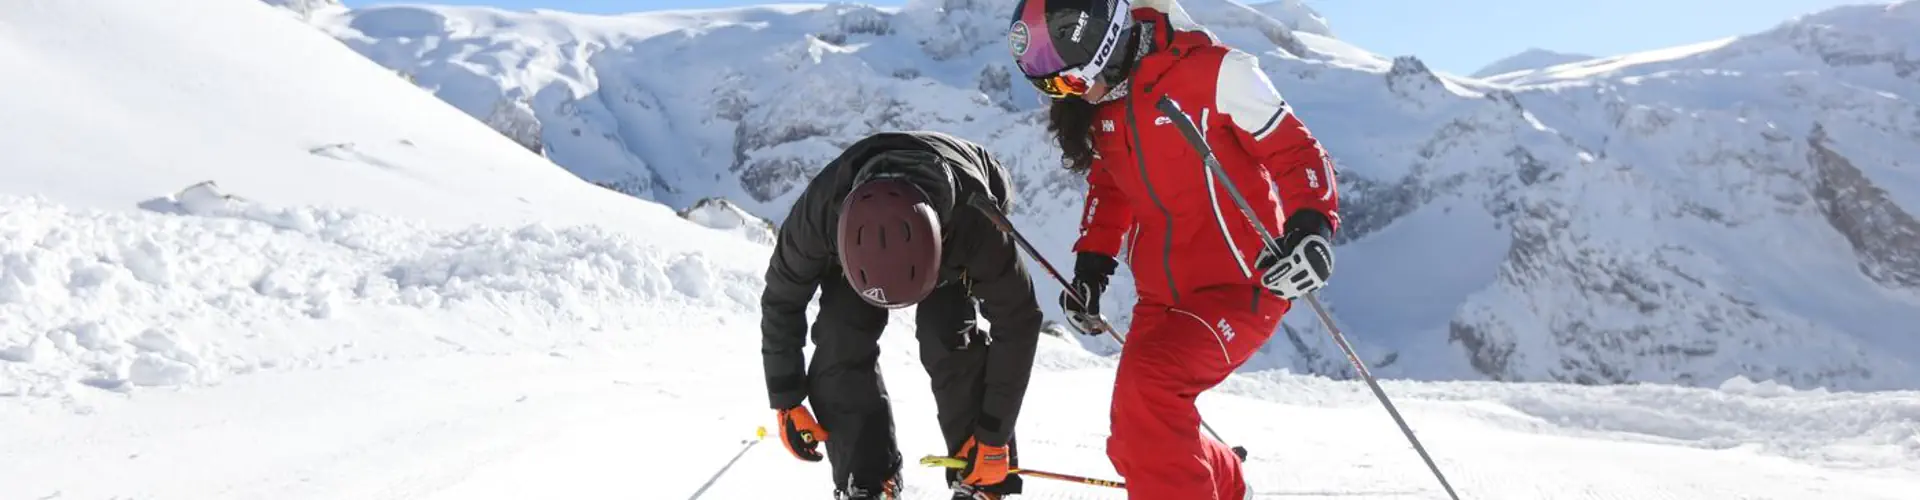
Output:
[687, 426, 769, 500]
[966, 193, 1247, 460]
[920, 455, 1125, 489]
[966, 193, 1118, 336]
[1156, 96, 1463, 500]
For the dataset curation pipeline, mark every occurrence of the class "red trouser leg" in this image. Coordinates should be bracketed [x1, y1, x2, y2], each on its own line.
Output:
[1106, 286, 1285, 500]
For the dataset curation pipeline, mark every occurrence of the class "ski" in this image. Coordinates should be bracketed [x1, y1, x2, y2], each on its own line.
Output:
[687, 427, 769, 500]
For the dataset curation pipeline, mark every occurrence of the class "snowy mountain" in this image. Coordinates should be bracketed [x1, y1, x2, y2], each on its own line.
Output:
[4, 1, 1920, 498]
[1445, 2, 1920, 389]
[1247, 0, 1333, 37]
[261, 0, 345, 19]
[294, 0, 1920, 391]
[1469, 48, 1596, 78]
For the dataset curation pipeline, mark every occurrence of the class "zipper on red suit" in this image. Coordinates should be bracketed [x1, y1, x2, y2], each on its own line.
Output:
[1123, 90, 1180, 304]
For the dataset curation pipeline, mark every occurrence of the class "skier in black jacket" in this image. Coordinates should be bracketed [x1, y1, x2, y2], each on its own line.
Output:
[761, 131, 1044, 500]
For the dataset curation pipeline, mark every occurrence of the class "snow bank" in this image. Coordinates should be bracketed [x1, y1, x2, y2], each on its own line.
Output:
[0, 190, 761, 401]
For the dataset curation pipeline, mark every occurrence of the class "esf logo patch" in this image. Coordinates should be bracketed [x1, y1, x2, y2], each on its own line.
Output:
[1008, 21, 1030, 56]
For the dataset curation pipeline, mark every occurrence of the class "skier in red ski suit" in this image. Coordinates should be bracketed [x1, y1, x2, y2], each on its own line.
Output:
[1008, 0, 1341, 498]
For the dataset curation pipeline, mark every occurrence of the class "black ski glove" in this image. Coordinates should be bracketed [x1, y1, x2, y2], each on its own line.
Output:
[1254, 210, 1334, 300]
[1059, 252, 1116, 335]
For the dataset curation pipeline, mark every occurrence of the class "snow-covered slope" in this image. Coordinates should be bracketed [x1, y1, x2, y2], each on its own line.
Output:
[302, 0, 1920, 391]
[0, 0, 709, 234]
[1469, 48, 1596, 78]
[4, 1, 1920, 498]
[0, 0, 769, 396]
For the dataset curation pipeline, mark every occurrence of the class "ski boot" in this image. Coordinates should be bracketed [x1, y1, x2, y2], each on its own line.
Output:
[835, 474, 901, 500]
[950, 483, 1002, 500]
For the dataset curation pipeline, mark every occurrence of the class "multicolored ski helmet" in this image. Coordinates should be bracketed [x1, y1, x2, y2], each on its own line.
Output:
[1007, 0, 1134, 99]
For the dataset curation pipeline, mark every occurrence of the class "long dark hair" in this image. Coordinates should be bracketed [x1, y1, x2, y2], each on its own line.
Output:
[1047, 97, 1098, 173]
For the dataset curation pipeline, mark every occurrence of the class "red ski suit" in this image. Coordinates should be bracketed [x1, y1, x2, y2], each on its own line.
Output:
[1071, 7, 1341, 499]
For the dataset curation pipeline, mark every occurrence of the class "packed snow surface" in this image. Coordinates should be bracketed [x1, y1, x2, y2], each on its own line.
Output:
[2, 1, 1918, 499]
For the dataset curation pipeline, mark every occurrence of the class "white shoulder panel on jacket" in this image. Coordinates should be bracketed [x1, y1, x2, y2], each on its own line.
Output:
[1214, 50, 1291, 141]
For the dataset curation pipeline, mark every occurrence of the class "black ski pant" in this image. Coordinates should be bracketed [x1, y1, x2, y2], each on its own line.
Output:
[807, 276, 1023, 496]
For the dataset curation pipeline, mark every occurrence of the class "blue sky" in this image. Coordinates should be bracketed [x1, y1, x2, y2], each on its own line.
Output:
[339, 0, 1868, 74]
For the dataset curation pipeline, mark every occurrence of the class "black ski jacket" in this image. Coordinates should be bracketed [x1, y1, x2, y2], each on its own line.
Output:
[760, 131, 1042, 445]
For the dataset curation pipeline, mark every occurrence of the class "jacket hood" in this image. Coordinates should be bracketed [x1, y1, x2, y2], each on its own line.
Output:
[854, 149, 960, 226]
[1135, 0, 1203, 29]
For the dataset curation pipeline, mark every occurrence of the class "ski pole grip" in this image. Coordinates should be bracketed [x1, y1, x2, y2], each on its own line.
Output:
[919, 455, 968, 469]
[967, 192, 1014, 233]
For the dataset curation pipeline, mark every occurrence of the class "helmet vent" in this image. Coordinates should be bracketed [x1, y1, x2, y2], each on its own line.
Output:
[859, 269, 868, 283]
[909, 266, 916, 280]
[878, 226, 888, 249]
[900, 221, 911, 241]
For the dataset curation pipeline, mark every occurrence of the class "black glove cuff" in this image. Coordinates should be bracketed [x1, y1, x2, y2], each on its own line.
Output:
[1284, 210, 1334, 240]
[1074, 252, 1118, 283]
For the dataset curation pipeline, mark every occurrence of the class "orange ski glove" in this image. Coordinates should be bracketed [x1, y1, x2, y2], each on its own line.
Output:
[957, 436, 1011, 486]
[776, 405, 829, 462]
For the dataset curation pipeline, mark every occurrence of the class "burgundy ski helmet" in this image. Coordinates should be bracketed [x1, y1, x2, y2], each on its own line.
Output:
[837, 175, 943, 309]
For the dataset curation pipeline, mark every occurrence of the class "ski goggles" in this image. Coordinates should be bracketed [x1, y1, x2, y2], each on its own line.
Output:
[1028, 72, 1094, 99]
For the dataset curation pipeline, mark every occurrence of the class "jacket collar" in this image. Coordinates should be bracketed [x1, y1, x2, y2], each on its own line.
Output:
[1120, 7, 1217, 95]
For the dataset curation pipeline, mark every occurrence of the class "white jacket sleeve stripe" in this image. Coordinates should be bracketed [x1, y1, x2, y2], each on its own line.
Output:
[1251, 105, 1286, 139]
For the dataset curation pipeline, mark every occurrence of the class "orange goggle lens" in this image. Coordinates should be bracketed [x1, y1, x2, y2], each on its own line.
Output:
[1030, 73, 1091, 99]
